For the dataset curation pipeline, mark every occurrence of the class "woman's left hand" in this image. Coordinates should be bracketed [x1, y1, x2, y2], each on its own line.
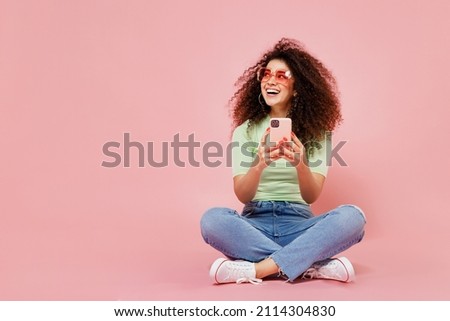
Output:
[278, 131, 307, 168]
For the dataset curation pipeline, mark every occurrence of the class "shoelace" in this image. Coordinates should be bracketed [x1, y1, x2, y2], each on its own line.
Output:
[236, 277, 263, 285]
[302, 263, 342, 280]
[222, 261, 262, 285]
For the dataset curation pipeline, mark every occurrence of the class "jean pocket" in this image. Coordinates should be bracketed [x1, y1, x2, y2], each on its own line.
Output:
[287, 202, 313, 218]
[241, 203, 257, 217]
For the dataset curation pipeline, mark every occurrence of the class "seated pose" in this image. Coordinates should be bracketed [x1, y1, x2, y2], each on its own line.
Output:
[200, 38, 366, 285]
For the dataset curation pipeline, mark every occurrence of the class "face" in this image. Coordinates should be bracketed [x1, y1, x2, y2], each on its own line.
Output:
[259, 59, 295, 110]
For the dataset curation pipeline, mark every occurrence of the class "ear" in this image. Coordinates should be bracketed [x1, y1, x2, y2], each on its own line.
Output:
[293, 91, 298, 97]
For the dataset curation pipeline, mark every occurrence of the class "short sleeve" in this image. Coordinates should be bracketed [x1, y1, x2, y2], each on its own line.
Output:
[231, 123, 259, 177]
[307, 132, 332, 177]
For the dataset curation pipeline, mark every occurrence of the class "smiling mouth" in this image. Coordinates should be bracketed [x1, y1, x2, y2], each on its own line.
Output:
[266, 88, 280, 96]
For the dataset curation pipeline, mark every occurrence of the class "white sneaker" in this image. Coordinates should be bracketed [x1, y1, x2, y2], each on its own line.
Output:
[209, 258, 262, 284]
[301, 257, 355, 283]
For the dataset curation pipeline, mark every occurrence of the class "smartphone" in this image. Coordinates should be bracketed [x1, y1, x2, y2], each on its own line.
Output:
[269, 118, 292, 145]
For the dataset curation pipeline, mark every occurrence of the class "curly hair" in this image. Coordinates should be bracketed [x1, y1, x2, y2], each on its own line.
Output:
[229, 38, 342, 145]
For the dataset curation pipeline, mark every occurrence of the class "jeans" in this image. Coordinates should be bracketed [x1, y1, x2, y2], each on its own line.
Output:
[200, 201, 366, 281]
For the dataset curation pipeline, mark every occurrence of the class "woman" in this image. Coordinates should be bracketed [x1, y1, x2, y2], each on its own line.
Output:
[200, 38, 366, 284]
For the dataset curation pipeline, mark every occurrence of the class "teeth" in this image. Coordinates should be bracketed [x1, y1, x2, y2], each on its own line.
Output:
[267, 89, 279, 94]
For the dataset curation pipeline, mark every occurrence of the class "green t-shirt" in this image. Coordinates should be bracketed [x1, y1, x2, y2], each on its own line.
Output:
[231, 115, 331, 204]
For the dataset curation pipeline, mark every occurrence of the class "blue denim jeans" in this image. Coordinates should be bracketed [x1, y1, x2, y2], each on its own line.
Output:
[200, 201, 366, 281]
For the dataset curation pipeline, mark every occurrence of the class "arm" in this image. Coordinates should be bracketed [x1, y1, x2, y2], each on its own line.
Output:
[233, 128, 281, 203]
[280, 132, 326, 204]
[295, 163, 325, 204]
[233, 165, 264, 204]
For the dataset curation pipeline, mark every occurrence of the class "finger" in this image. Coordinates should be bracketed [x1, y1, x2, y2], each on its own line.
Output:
[268, 148, 282, 161]
[260, 127, 271, 146]
[291, 131, 303, 147]
[291, 135, 306, 153]
[264, 141, 278, 151]
[281, 147, 293, 159]
[263, 127, 271, 139]
[276, 139, 285, 148]
[262, 144, 278, 157]
[290, 141, 301, 153]
[280, 139, 293, 148]
[284, 146, 301, 161]
[264, 143, 279, 153]
[277, 140, 293, 154]
[275, 137, 288, 149]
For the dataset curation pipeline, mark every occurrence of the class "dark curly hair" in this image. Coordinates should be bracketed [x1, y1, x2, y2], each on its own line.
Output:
[229, 38, 342, 145]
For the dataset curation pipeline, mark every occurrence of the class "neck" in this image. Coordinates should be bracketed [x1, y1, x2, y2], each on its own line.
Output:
[269, 105, 289, 118]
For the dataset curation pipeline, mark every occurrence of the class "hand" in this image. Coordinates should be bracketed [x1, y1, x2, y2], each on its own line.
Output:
[254, 127, 283, 169]
[278, 132, 307, 168]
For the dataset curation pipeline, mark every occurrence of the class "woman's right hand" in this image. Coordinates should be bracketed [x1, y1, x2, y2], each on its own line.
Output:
[254, 127, 282, 170]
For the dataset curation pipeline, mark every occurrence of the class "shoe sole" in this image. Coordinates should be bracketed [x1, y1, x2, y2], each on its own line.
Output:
[336, 257, 355, 282]
[209, 258, 227, 284]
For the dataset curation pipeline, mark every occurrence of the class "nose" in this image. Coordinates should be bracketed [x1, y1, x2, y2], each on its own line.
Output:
[267, 73, 277, 85]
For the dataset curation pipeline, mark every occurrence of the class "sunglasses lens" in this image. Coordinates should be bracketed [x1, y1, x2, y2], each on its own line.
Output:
[257, 68, 291, 84]
[257, 68, 270, 82]
[275, 71, 290, 84]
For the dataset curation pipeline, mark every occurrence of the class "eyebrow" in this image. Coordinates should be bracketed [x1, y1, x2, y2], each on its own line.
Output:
[265, 68, 289, 72]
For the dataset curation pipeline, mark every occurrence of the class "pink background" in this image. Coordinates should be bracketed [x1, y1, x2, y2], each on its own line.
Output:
[1, 0, 449, 300]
